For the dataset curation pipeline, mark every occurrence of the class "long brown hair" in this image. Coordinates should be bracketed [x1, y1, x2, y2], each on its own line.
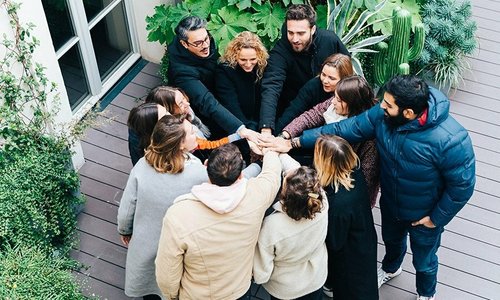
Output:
[314, 135, 359, 192]
[145, 86, 188, 115]
[335, 75, 376, 118]
[321, 53, 354, 79]
[144, 114, 188, 174]
[280, 167, 323, 221]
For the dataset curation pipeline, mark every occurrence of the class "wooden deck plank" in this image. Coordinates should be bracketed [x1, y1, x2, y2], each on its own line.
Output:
[72, 249, 125, 290]
[73, 272, 126, 300]
[450, 100, 500, 126]
[82, 127, 130, 158]
[121, 82, 151, 99]
[80, 175, 123, 205]
[457, 79, 500, 102]
[469, 57, 500, 77]
[79, 160, 129, 190]
[132, 71, 163, 88]
[141, 62, 162, 77]
[76, 231, 127, 267]
[374, 229, 499, 299]
[373, 209, 500, 266]
[78, 212, 123, 247]
[93, 116, 128, 141]
[82, 195, 119, 224]
[105, 103, 130, 125]
[452, 90, 500, 113]
[81, 141, 132, 174]
[462, 68, 500, 89]
[111, 93, 142, 111]
[472, 0, 500, 11]
[473, 6, 500, 21]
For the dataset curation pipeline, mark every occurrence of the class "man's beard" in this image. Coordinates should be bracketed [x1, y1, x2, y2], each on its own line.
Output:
[384, 110, 410, 128]
[293, 34, 313, 53]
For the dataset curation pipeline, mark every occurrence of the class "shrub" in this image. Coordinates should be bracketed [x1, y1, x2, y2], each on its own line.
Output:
[412, 0, 477, 90]
[0, 244, 85, 299]
[0, 133, 83, 255]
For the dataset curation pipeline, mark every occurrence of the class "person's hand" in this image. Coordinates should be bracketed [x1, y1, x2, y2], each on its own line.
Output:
[281, 131, 291, 139]
[258, 135, 292, 153]
[247, 140, 264, 156]
[411, 216, 436, 228]
[120, 234, 132, 246]
[239, 127, 261, 144]
[261, 128, 272, 136]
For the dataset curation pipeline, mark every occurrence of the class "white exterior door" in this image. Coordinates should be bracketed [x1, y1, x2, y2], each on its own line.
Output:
[42, 0, 140, 116]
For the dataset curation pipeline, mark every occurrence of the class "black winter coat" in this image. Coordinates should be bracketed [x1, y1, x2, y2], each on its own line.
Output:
[259, 26, 349, 131]
[167, 36, 243, 133]
[215, 63, 261, 131]
[274, 77, 331, 132]
[325, 168, 378, 300]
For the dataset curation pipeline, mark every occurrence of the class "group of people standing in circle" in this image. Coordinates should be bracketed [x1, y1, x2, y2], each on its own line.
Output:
[117, 3, 476, 300]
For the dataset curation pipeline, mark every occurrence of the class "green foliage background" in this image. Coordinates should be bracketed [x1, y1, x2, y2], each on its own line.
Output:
[0, 1, 86, 297]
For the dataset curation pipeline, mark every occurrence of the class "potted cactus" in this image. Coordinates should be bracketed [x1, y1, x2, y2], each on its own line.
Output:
[374, 7, 425, 87]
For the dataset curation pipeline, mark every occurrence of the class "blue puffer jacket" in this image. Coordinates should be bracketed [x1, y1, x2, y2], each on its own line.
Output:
[301, 87, 476, 227]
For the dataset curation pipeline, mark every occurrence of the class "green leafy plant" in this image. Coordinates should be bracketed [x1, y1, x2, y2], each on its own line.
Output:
[0, 134, 83, 254]
[0, 244, 86, 299]
[146, 0, 289, 56]
[369, 0, 421, 36]
[412, 0, 477, 90]
[206, 6, 257, 54]
[374, 7, 425, 86]
[317, 0, 389, 76]
[1, 0, 86, 297]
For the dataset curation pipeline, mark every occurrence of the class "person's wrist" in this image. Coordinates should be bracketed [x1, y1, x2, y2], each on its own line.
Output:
[261, 128, 272, 135]
[290, 137, 301, 149]
[281, 131, 291, 139]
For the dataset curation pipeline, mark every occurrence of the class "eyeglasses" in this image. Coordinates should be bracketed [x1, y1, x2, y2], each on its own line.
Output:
[185, 35, 210, 48]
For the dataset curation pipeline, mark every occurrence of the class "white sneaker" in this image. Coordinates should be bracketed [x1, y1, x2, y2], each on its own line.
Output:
[417, 296, 435, 300]
[377, 266, 402, 288]
[322, 285, 333, 298]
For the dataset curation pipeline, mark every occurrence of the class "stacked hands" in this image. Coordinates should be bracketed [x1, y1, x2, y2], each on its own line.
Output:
[239, 128, 292, 155]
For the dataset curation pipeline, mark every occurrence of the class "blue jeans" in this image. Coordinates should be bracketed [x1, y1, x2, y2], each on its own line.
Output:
[381, 211, 444, 297]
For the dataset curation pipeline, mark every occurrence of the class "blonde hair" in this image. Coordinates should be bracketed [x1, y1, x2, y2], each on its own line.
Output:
[220, 31, 269, 80]
[313, 135, 359, 192]
[144, 115, 187, 174]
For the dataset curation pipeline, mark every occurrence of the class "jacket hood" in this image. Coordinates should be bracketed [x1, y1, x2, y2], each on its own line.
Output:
[398, 87, 450, 132]
[167, 35, 219, 67]
[187, 178, 248, 214]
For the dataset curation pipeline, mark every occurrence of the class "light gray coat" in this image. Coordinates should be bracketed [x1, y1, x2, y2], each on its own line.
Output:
[117, 153, 208, 298]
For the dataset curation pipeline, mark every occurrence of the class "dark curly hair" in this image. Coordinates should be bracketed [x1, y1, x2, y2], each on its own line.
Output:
[280, 166, 323, 221]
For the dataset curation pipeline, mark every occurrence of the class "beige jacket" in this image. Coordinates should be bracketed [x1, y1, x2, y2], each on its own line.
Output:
[155, 152, 282, 300]
[253, 195, 329, 299]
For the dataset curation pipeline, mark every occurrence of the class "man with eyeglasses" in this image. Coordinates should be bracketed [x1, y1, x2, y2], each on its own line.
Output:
[259, 4, 349, 136]
[167, 16, 259, 142]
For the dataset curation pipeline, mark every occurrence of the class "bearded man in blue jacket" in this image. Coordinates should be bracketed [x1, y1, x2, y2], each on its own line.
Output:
[260, 75, 476, 300]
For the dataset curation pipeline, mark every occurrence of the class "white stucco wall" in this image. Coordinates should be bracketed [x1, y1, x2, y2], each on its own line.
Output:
[0, 1, 85, 168]
[131, 0, 176, 63]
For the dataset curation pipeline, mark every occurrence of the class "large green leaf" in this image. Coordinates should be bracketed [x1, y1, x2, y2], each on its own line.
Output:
[252, 1, 286, 44]
[316, 4, 328, 29]
[342, 0, 386, 44]
[369, 0, 421, 35]
[207, 6, 256, 55]
[146, 5, 174, 45]
[183, 0, 211, 19]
